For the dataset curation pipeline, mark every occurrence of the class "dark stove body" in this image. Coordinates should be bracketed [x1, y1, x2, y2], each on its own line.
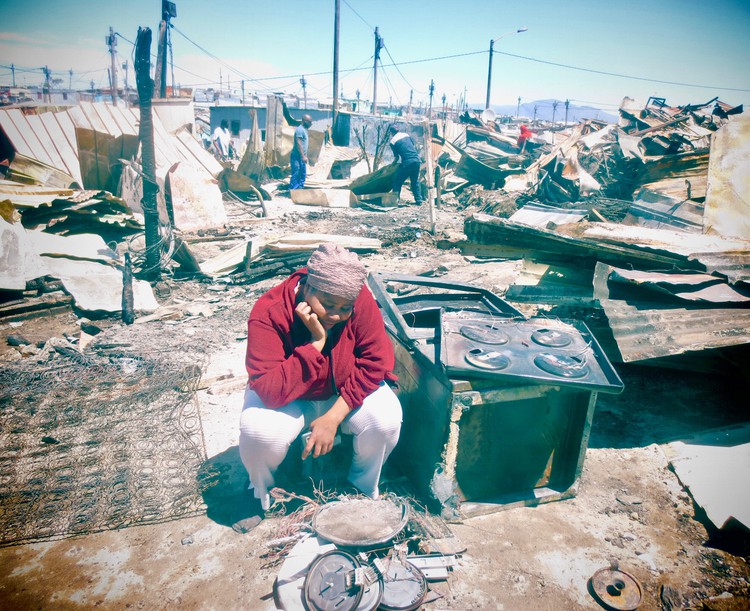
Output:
[368, 273, 623, 519]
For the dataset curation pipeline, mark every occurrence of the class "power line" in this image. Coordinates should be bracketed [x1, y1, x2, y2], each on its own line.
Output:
[382, 44, 425, 94]
[495, 49, 750, 93]
[170, 25, 277, 93]
[342, 0, 374, 30]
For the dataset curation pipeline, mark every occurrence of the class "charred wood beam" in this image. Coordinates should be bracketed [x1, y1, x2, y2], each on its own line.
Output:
[135, 27, 161, 280]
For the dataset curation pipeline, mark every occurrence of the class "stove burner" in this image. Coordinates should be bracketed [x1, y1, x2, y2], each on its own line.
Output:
[531, 328, 573, 347]
[459, 324, 510, 345]
[464, 347, 510, 370]
[534, 353, 589, 378]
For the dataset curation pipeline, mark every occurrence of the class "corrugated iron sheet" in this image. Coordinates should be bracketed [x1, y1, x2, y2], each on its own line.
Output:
[0, 102, 221, 190]
[593, 262, 750, 362]
[509, 203, 587, 227]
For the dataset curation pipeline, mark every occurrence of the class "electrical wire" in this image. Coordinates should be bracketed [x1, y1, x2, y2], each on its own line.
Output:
[494, 49, 750, 93]
[382, 44, 425, 94]
[342, 0, 374, 31]
[170, 24, 277, 93]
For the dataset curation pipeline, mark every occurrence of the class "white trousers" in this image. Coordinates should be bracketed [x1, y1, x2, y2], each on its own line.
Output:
[239, 383, 402, 510]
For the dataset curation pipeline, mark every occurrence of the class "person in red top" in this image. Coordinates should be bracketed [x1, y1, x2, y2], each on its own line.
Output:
[517, 124, 533, 152]
[238, 243, 402, 523]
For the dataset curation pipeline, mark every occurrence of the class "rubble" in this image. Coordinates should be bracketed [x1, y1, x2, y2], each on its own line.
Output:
[0, 89, 749, 609]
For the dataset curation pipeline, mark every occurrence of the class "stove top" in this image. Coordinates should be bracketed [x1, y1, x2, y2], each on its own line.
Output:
[440, 311, 623, 393]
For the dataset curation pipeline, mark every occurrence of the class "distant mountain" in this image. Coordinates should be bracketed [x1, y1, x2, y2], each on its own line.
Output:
[479, 99, 619, 124]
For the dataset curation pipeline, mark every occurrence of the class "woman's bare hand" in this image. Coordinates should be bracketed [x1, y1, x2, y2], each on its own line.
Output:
[302, 416, 338, 459]
[295, 300, 326, 351]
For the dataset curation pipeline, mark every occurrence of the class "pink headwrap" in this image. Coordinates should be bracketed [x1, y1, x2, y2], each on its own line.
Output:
[306, 243, 367, 302]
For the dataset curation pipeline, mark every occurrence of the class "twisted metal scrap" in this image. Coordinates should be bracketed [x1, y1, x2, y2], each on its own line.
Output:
[0, 347, 209, 546]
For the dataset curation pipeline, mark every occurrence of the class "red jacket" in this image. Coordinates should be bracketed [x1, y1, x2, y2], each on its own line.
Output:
[245, 269, 396, 410]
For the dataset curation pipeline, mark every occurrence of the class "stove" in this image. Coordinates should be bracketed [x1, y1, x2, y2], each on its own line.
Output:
[440, 311, 622, 393]
[366, 272, 625, 519]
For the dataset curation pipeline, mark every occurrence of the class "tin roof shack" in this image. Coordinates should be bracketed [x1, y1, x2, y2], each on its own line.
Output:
[0, 102, 227, 232]
[368, 273, 623, 519]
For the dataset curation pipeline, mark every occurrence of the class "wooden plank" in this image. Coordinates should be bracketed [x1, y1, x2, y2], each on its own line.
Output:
[25, 114, 66, 171]
[0, 110, 36, 158]
[0, 292, 74, 320]
[39, 113, 82, 183]
[5, 109, 51, 164]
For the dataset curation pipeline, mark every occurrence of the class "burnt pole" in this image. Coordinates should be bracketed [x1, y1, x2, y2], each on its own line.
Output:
[135, 27, 161, 280]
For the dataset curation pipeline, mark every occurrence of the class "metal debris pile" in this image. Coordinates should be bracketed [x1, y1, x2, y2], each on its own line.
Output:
[260, 491, 464, 611]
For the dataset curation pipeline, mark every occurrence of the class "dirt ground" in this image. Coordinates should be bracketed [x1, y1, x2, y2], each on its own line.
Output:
[0, 190, 748, 610]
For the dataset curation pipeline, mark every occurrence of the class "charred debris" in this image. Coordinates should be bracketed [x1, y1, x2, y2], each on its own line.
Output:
[0, 93, 749, 376]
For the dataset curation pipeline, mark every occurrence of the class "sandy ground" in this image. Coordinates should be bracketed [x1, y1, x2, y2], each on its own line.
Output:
[0, 193, 748, 610]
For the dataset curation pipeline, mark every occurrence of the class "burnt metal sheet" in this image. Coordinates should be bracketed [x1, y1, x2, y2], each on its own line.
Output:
[607, 268, 750, 303]
[465, 213, 693, 269]
[509, 203, 587, 228]
[664, 423, 750, 532]
[688, 252, 750, 286]
[573, 222, 750, 284]
[42, 257, 158, 313]
[704, 113, 750, 241]
[593, 262, 750, 362]
[166, 162, 227, 231]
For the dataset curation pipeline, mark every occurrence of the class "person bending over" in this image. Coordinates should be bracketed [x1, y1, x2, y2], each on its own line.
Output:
[388, 124, 424, 205]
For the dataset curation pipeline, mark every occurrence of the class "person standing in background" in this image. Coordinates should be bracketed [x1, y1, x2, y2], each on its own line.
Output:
[290, 114, 313, 189]
[212, 119, 232, 160]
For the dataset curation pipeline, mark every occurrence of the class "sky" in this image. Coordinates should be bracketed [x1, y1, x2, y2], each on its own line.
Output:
[1, 0, 749, 114]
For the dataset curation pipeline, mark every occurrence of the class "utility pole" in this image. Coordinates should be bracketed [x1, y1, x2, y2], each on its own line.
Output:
[68, 69, 73, 91]
[533, 105, 538, 121]
[300, 76, 307, 109]
[564, 98, 570, 126]
[371, 26, 383, 114]
[106, 26, 118, 105]
[485, 38, 494, 110]
[355, 89, 360, 112]
[428, 79, 434, 119]
[517, 96, 521, 117]
[135, 27, 160, 281]
[552, 100, 558, 124]
[155, 0, 176, 98]
[10, 64, 15, 87]
[332, 0, 340, 131]
[407, 89, 413, 118]
[241, 79, 245, 105]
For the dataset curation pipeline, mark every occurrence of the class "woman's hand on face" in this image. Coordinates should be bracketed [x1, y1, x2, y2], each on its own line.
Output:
[295, 300, 326, 351]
